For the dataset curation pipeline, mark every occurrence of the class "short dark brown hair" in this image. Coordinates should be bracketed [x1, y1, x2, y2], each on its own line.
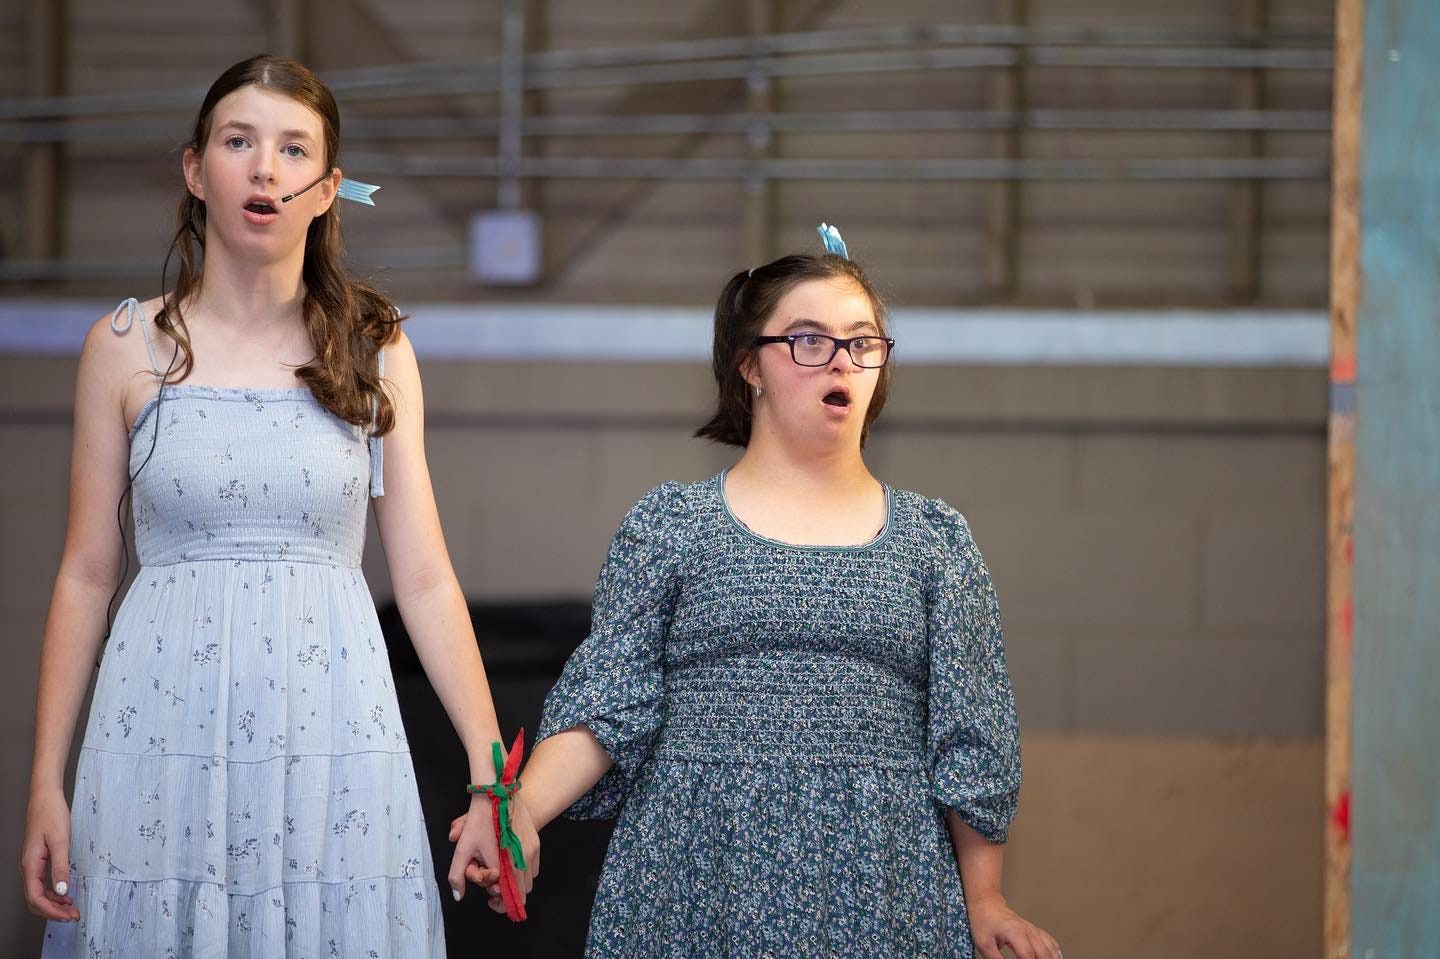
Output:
[695, 253, 891, 447]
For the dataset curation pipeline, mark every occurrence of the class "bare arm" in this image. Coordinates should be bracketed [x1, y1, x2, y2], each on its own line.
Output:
[517, 727, 614, 831]
[23, 315, 136, 920]
[947, 814, 1062, 959]
[451, 483, 683, 911]
[369, 331, 537, 897]
[948, 811, 1005, 905]
[371, 332, 502, 781]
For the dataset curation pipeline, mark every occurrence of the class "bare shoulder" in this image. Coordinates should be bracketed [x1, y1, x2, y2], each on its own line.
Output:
[374, 329, 426, 449]
[380, 328, 421, 395]
[83, 295, 178, 429]
[383, 326, 417, 366]
[139, 294, 169, 322]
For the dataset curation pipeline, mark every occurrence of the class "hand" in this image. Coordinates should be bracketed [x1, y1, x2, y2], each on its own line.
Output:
[21, 788, 79, 922]
[448, 813, 504, 913]
[446, 795, 503, 907]
[968, 894, 1061, 959]
[446, 793, 540, 915]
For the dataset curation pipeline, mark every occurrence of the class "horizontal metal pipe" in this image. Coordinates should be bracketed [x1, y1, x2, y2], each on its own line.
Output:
[515, 108, 1334, 135]
[0, 22, 1333, 121]
[0, 246, 468, 282]
[324, 46, 1331, 102]
[0, 109, 1334, 145]
[342, 152, 1330, 181]
[260, 24, 1338, 77]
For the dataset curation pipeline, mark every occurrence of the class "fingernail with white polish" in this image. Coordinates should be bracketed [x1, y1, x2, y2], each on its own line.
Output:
[54, 881, 68, 897]
[451, 888, 461, 902]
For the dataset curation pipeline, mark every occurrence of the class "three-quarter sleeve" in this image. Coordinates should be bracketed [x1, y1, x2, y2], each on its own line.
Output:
[536, 482, 688, 819]
[922, 499, 1022, 843]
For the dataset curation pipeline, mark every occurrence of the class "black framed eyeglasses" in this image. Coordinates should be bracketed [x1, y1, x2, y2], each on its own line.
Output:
[752, 333, 895, 368]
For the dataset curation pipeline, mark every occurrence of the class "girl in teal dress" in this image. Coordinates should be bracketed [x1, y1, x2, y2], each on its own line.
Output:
[459, 229, 1059, 959]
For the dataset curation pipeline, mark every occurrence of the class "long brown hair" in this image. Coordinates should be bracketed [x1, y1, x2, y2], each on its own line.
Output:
[695, 253, 892, 447]
[157, 54, 400, 434]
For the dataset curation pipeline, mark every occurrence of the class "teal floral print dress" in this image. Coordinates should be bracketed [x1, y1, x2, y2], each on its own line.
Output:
[538, 474, 1022, 959]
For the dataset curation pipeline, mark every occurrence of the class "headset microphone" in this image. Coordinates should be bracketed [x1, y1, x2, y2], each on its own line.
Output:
[280, 169, 335, 203]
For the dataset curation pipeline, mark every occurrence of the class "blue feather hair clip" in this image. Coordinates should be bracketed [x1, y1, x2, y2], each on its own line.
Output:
[817, 222, 849, 259]
[337, 178, 381, 206]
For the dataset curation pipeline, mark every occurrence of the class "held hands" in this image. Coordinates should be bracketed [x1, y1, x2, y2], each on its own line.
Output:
[967, 893, 1062, 959]
[446, 791, 539, 916]
[20, 788, 80, 922]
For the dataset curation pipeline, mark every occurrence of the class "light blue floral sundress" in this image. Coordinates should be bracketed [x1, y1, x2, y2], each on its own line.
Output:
[43, 301, 445, 958]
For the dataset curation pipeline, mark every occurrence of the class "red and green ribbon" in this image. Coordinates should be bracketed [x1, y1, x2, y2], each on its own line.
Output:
[467, 728, 527, 922]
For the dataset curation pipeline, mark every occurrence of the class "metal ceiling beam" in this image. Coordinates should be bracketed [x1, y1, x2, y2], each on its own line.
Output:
[340, 152, 1330, 181]
[0, 109, 1333, 145]
[0, 23, 1333, 122]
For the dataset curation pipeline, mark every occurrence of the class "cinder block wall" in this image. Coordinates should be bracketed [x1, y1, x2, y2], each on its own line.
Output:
[0, 353, 1324, 955]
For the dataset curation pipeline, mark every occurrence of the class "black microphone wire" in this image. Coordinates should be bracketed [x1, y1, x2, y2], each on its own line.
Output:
[100, 236, 184, 656]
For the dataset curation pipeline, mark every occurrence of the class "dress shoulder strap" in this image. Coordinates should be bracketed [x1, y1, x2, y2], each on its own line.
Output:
[109, 297, 162, 375]
[368, 347, 385, 498]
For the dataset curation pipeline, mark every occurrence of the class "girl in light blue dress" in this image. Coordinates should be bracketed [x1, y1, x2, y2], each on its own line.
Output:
[21, 55, 536, 958]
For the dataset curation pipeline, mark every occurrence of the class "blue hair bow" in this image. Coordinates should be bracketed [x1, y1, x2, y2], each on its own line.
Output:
[817, 222, 849, 259]
[337, 178, 381, 206]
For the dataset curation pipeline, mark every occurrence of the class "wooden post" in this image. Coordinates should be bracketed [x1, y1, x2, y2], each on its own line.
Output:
[1230, 0, 1266, 304]
[1344, 0, 1440, 955]
[271, 0, 304, 60]
[1324, 0, 1360, 954]
[742, 0, 775, 269]
[22, 0, 65, 264]
[985, 0, 1024, 302]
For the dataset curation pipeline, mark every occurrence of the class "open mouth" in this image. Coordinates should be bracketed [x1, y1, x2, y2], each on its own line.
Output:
[822, 390, 850, 408]
[244, 201, 277, 215]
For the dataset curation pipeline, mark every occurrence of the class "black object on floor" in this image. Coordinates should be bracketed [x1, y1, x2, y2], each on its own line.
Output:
[379, 600, 615, 957]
